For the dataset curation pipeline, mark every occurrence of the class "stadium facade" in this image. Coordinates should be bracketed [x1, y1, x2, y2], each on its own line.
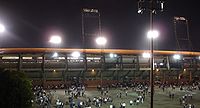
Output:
[0, 48, 200, 87]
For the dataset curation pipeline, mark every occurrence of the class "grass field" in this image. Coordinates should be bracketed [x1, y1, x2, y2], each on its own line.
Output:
[34, 86, 200, 108]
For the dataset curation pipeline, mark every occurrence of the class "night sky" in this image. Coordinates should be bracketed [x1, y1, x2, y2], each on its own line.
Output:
[0, 0, 199, 51]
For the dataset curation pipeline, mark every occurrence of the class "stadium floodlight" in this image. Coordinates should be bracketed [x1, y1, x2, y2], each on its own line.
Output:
[71, 51, 81, 58]
[83, 8, 99, 13]
[138, 8, 144, 14]
[174, 16, 186, 21]
[173, 54, 181, 60]
[52, 52, 58, 58]
[0, 23, 5, 33]
[109, 53, 117, 58]
[147, 30, 159, 39]
[137, 0, 145, 14]
[96, 36, 107, 46]
[91, 69, 96, 75]
[160, 1, 164, 11]
[49, 35, 62, 44]
[159, 63, 164, 66]
[142, 52, 151, 58]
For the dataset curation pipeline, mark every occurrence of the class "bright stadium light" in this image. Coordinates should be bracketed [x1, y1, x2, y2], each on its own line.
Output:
[0, 24, 5, 33]
[109, 53, 117, 58]
[71, 51, 81, 58]
[52, 52, 58, 58]
[159, 63, 164, 66]
[96, 36, 107, 46]
[142, 52, 151, 58]
[49, 35, 62, 44]
[173, 54, 181, 60]
[147, 30, 159, 39]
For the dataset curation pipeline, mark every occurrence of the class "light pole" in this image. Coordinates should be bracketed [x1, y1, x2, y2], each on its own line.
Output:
[96, 36, 107, 87]
[148, 30, 159, 108]
[138, 0, 164, 108]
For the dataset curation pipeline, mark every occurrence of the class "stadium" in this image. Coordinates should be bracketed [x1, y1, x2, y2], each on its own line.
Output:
[1, 1, 200, 108]
[1, 48, 200, 108]
[1, 48, 200, 87]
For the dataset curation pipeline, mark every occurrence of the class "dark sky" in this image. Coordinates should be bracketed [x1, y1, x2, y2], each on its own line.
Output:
[0, 0, 199, 51]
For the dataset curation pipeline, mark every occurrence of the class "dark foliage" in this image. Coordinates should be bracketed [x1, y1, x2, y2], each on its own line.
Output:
[0, 68, 33, 108]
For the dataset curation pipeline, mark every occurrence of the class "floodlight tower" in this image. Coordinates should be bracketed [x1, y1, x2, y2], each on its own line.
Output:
[82, 8, 101, 48]
[174, 16, 193, 51]
[174, 17, 193, 82]
[137, 0, 165, 108]
[81, 8, 101, 82]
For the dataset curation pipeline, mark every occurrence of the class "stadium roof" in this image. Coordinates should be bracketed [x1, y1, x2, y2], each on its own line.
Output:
[0, 48, 200, 56]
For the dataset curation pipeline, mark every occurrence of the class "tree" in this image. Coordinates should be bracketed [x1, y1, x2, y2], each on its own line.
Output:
[0, 68, 33, 108]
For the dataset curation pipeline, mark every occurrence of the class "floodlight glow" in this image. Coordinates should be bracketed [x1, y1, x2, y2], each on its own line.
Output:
[0, 24, 5, 33]
[183, 68, 186, 72]
[159, 63, 164, 66]
[142, 52, 151, 58]
[49, 35, 62, 44]
[96, 37, 107, 46]
[173, 54, 181, 60]
[199, 56, 200, 60]
[147, 30, 159, 39]
[109, 53, 117, 58]
[71, 51, 80, 58]
[52, 52, 58, 58]
[91, 69, 95, 75]
[161, 2, 164, 10]
[138, 9, 143, 14]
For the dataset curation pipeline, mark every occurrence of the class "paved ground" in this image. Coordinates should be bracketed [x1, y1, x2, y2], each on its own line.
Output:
[33, 86, 200, 108]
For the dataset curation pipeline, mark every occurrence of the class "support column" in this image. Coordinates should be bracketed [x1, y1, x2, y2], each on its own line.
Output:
[101, 53, 105, 85]
[163, 71, 166, 83]
[136, 55, 140, 80]
[83, 53, 87, 82]
[166, 56, 171, 81]
[65, 54, 69, 81]
[189, 71, 192, 82]
[118, 55, 123, 81]
[116, 56, 120, 81]
[41, 53, 45, 87]
[18, 54, 22, 71]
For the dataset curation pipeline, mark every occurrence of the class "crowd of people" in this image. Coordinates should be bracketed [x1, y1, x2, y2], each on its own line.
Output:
[31, 80, 200, 108]
[33, 86, 52, 107]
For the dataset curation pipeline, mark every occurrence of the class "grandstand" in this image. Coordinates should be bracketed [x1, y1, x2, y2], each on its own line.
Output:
[0, 48, 200, 87]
